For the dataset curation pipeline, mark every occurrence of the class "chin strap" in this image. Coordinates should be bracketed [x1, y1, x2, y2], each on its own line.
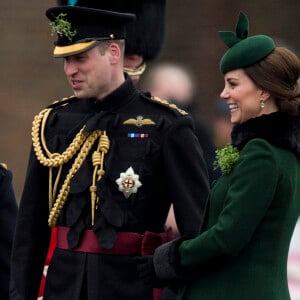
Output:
[124, 62, 147, 77]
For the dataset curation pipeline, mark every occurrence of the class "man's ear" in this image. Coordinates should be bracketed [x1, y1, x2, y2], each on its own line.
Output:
[108, 42, 121, 64]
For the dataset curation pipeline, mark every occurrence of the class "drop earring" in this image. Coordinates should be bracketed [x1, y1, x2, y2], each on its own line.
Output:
[260, 100, 265, 109]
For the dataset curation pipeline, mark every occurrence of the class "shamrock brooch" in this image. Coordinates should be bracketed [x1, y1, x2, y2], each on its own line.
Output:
[213, 144, 239, 175]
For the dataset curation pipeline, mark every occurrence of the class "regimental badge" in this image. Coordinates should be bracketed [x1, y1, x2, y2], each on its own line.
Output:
[116, 167, 142, 199]
[123, 115, 156, 127]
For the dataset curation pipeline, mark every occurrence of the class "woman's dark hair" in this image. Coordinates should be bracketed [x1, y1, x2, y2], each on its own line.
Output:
[244, 47, 300, 115]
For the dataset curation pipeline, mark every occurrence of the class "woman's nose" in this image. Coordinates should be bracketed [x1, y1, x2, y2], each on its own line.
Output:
[219, 87, 229, 100]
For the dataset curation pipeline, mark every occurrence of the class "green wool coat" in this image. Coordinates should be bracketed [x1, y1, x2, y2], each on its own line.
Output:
[177, 138, 300, 300]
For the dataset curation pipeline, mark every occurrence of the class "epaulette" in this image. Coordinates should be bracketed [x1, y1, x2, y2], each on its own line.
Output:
[46, 95, 79, 109]
[0, 163, 8, 169]
[150, 96, 188, 116]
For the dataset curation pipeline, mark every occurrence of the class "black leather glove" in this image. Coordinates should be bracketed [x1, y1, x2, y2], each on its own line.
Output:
[153, 237, 186, 283]
[137, 255, 164, 287]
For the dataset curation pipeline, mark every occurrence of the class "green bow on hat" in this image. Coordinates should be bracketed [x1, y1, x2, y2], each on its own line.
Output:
[218, 12, 275, 74]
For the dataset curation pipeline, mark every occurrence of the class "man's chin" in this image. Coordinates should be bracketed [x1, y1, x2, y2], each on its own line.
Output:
[73, 91, 88, 99]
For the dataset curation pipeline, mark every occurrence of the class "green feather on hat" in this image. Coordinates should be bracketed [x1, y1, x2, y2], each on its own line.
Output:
[218, 12, 276, 74]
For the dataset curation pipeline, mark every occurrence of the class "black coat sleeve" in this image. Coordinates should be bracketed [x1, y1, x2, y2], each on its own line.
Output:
[162, 116, 209, 237]
[0, 165, 18, 300]
[10, 149, 51, 299]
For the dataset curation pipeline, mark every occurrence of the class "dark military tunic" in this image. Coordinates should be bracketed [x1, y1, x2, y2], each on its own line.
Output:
[10, 77, 209, 300]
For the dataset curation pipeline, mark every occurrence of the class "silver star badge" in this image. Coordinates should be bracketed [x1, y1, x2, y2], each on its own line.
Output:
[116, 166, 142, 199]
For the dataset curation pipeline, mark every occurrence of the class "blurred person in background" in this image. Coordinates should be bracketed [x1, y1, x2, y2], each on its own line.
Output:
[0, 163, 17, 300]
[141, 12, 300, 300]
[288, 218, 300, 300]
[141, 62, 220, 185]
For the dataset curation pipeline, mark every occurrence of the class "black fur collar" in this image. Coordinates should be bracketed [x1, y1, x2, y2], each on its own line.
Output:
[231, 112, 300, 157]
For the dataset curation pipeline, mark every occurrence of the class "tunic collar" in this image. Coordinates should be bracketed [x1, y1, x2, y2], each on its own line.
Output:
[87, 74, 137, 112]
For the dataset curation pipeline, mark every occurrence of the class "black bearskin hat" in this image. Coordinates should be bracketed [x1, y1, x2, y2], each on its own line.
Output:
[56, 0, 166, 62]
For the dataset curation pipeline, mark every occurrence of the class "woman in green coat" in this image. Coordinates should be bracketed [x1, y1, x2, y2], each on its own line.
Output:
[146, 12, 300, 300]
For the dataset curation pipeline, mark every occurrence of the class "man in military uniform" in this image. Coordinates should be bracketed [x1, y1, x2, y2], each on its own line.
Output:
[10, 5, 209, 300]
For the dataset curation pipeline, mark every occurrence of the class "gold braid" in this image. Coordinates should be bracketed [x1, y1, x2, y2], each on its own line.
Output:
[32, 107, 111, 227]
[48, 130, 103, 227]
[90, 131, 110, 225]
[32, 107, 89, 210]
[32, 108, 89, 167]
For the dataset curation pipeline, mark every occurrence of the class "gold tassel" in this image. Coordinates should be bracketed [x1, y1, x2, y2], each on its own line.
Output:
[90, 131, 110, 226]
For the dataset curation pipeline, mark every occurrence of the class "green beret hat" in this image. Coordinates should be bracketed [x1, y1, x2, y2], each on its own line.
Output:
[218, 12, 276, 74]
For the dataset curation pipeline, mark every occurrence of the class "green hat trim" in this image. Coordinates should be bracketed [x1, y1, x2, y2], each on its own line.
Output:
[218, 12, 275, 74]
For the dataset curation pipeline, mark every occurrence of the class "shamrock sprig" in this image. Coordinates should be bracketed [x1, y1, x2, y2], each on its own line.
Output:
[49, 13, 77, 41]
[213, 144, 239, 175]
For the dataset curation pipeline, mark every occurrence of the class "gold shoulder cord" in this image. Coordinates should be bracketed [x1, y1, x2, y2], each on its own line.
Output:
[32, 107, 110, 227]
[151, 96, 188, 116]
